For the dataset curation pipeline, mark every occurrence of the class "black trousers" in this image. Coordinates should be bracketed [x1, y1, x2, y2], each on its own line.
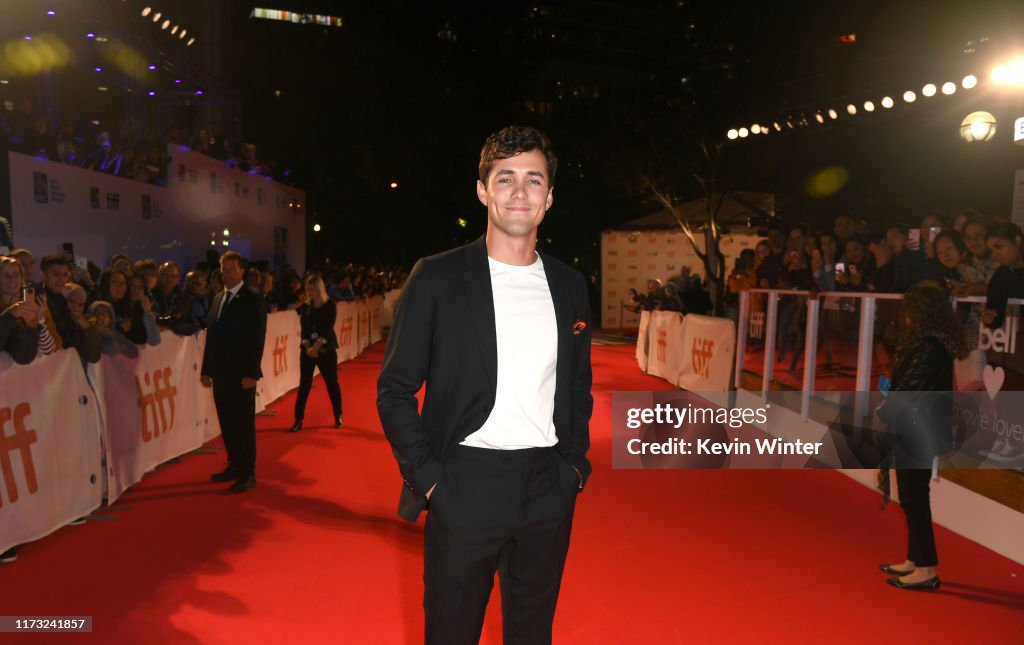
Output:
[896, 468, 938, 567]
[294, 348, 342, 420]
[213, 379, 257, 476]
[423, 445, 578, 645]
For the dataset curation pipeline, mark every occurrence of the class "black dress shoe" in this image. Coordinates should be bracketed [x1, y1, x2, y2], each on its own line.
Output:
[211, 467, 239, 483]
[886, 576, 940, 590]
[334, 416, 343, 429]
[289, 420, 302, 433]
[230, 475, 256, 493]
[880, 564, 915, 576]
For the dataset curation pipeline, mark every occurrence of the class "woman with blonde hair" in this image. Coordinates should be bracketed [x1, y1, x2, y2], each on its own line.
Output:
[876, 281, 967, 590]
[289, 274, 342, 431]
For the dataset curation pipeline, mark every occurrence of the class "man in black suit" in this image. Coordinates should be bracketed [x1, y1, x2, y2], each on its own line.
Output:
[378, 126, 592, 645]
[201, 251, 267, 493]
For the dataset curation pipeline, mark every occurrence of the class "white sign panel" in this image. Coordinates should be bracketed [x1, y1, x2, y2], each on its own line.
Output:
[0, 351, 104, 554]
[677, 314, 736, 391]
[644, 311, 686, 384]
[335, 301, 359, 362]
[256, 311, 302, 411]
[93, 332, 213, 501]
[636, 310, 651, 372]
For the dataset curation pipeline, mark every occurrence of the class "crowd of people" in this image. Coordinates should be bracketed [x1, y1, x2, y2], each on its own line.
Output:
[0, 244, 405, 369]
[2, 96, 289, 185]
[626, 267, 714, 316]
[725, 210, 1024, 374]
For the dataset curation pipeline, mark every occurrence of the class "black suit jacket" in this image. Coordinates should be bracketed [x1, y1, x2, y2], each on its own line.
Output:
[378, 236, 593, 522]
[201, 286, 268, 381]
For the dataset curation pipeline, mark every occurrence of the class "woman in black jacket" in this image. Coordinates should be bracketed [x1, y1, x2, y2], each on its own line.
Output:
[877, 281, 967, 590]
[289, 275, 343, 431]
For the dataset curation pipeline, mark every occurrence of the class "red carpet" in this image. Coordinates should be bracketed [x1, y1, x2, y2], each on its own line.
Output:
[742, 337, 891, 391]
[1, 343, 1021, 644]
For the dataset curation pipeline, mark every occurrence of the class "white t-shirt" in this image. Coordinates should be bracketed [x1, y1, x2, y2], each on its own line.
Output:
[462, 253, 558, 449]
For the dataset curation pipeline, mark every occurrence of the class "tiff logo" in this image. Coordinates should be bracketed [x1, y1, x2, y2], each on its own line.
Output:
[273, 335, 288, 376]
[656, 330, 668, 362]
[136, 367, 178, 442]
[106, 192, 120, 210]
[692, 337, 714, 379]
[339, 319, 354, 346]
[0, 403, 39, 508]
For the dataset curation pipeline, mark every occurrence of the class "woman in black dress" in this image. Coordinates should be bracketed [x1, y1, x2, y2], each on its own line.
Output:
[876, 281, 967, 590]
[289, 275, 342, 431]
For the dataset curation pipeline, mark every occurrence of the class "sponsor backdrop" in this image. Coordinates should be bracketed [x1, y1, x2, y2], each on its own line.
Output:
[601, 230, 760, 329]
[8, 147, 306, 272]
[0, 297, 384, 554]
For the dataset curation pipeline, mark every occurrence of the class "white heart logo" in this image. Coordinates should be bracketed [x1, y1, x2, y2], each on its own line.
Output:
[983, 365, 1005, 400]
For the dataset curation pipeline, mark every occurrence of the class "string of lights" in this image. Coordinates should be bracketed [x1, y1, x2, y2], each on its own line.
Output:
[725, 59, 1024, 143]
[140, 6, 195, 46]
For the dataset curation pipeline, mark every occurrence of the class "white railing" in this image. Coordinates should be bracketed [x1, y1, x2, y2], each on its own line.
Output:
[735, 288, 1024, 420]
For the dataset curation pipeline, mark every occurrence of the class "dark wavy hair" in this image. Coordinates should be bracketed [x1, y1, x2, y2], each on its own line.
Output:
[896, 281, 968, 362]
[99, 268, 132, 319]
[478, 126, 557, 187]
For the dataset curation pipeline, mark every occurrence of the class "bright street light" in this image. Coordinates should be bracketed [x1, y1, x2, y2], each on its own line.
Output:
[992, 60, 1024, 85]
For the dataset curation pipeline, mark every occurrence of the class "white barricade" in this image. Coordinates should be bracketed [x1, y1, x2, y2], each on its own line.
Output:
[644, 311, 687, 384]
[256, 311, 302, 412]
[677, 314, 735, 391]
[635, 312, 736, 391]
[0, 350, 105, 554]
[369, 296, 383, 345]
[195, 331, 223, 445]
[335, 301, 359, 362]
[92, 332, 215, 502]
[357, 300, 370, 353]
[636, 310, 651, 372]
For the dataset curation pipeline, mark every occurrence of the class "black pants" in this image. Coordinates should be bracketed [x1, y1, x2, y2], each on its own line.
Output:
[213, 380, 257, 476]
[896, 468, 937, 567]
[424, 445, 578, 645]
[294, 348, 342, 420]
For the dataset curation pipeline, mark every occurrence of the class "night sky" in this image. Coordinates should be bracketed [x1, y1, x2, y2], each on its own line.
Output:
[223, 1, 1024, 267]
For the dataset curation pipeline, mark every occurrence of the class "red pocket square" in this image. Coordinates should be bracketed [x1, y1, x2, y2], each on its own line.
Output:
[573, 320, 587, 335]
